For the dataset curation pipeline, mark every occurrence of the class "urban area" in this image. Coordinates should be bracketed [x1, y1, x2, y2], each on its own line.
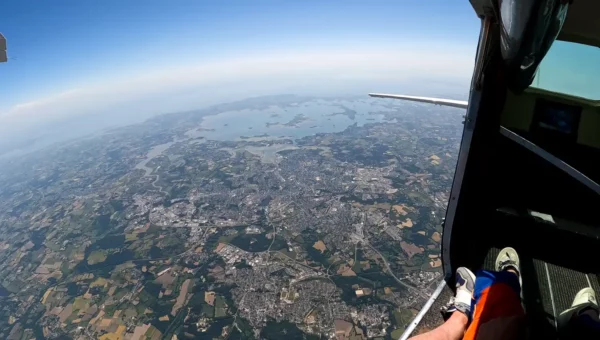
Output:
[0, 95, 464, 339]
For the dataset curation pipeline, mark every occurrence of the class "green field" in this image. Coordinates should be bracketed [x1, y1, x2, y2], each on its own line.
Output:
[87, 250, 107, 265]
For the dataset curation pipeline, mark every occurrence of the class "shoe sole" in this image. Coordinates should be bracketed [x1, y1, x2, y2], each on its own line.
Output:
[456, 267, 476, 292]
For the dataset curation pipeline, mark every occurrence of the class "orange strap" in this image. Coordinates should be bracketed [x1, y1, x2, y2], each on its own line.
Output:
[463, 282, 526, 340]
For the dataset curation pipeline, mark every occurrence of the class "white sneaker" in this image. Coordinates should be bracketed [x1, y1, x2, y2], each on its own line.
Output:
[455, 267, 476, 313]
[558, 287, 599, 329]
[442, 267, 475, 319]
[495, 247, 520, 274]
[496, 247, 522, 289]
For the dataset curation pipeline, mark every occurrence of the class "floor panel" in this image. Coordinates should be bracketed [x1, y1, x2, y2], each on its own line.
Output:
[484, 247, 599, 339]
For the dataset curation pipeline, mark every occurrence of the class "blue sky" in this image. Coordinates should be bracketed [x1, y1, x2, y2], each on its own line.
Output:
[0, 0, 480, 152]
[534, 41, 600, 99]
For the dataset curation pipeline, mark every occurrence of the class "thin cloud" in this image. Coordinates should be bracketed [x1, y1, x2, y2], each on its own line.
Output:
[0, 46, 474, 151]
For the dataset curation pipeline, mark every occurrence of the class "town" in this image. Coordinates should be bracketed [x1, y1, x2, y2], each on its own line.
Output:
[0, 95, 463, 339]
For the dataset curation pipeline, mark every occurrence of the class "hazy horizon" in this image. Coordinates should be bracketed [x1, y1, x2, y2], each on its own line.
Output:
[0, 0, 479, 155]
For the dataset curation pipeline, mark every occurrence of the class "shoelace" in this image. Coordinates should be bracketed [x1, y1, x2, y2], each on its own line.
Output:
[499, 259, 516, 269]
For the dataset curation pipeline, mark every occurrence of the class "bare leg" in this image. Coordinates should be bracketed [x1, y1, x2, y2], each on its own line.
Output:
[410, 268, 474, 340]
[409, 312, 468, 340]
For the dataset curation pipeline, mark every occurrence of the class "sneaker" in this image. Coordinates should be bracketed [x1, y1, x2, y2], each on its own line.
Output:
[558, 287, 599, 329]
[496, 247, 522, 288]
[442, 267, 475, 320]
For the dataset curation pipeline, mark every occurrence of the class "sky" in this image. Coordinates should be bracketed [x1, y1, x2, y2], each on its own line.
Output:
[0, 0, 480, 154]
[534, 40, 600, 100]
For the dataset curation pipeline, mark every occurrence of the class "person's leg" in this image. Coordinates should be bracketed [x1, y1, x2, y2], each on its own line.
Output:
[463, 247, 527, 340]
[410, 267, 475, 340]
[410, 312, 468, 340]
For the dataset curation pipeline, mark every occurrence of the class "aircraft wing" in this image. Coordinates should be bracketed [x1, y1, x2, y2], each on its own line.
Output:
[368, 93, 468, 109]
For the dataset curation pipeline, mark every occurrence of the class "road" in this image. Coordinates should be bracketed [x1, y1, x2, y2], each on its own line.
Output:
[364, 243, 430, 300]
